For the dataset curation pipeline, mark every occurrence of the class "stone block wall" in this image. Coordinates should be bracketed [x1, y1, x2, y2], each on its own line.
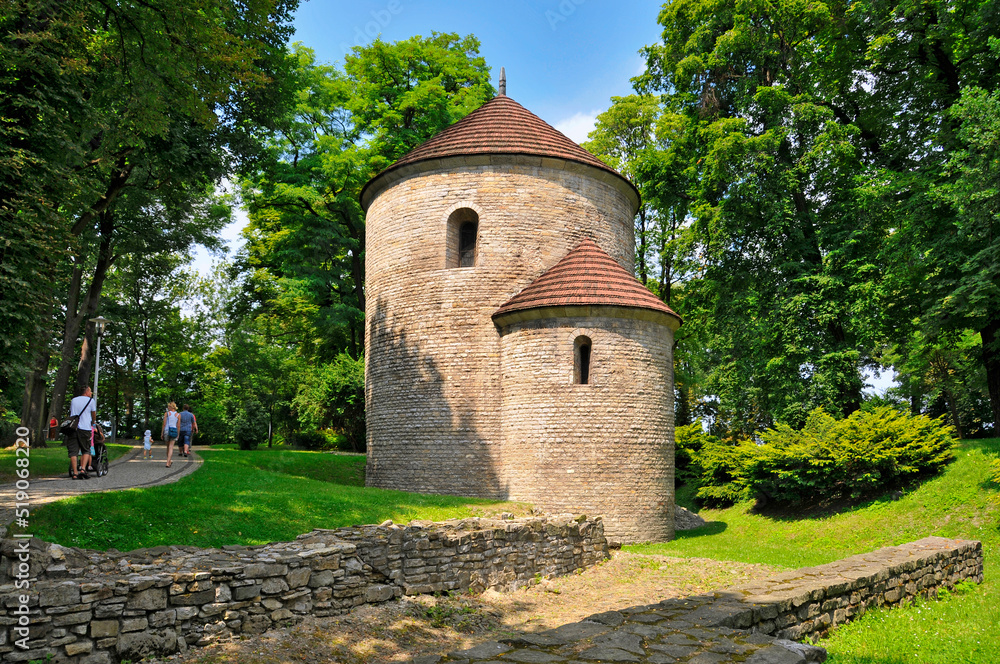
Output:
[498, 314, 676, 543]
[364, 156, 636, 500]
[0, 515, 608, 664]
[726, 535, 985, 640]
[432, 536, 985, 664]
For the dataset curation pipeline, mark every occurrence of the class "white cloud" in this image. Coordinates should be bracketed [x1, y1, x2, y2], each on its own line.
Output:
[554, 110, 600, 144]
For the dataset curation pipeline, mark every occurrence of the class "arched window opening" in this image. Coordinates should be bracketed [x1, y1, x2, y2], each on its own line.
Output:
[459, 221, 477, 267]
[446, 208, 479, 268]
[574, 336, 592, 385]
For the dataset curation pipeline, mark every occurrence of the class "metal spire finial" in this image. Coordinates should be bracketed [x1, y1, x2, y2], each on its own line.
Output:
[499, 67, 506, 96]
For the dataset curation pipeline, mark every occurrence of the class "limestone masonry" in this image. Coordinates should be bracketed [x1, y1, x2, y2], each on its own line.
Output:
[0, 518, 982, 663]
[362, 93, 683, 543]
[432, 535, 984, 664]
[0, 515, 608, 663]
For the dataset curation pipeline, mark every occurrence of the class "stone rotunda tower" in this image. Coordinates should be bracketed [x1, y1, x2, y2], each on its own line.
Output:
[360, 89, 682, 543]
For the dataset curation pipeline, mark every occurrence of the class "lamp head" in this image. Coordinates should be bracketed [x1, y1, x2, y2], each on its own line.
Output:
[90, 316, 110, 336]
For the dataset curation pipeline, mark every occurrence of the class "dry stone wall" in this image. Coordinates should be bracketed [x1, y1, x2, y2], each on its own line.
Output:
[0, 515, 608, 664]
[431, 536, 984, 664]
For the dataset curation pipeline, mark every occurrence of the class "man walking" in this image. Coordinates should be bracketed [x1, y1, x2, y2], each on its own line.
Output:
[68, 386, 96, 479]
[178, 404, 198, 457]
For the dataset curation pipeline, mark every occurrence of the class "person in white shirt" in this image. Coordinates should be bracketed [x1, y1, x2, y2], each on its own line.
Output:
[161, 401, 179, 468]
[67, 386, 96, 479]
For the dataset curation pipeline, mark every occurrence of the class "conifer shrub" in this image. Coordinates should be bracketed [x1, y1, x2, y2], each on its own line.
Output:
[232, 399, 268, 450]
[684, 407, 957, 507]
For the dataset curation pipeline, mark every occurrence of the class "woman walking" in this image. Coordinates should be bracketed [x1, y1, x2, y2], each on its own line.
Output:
[161, 401, 179, 468]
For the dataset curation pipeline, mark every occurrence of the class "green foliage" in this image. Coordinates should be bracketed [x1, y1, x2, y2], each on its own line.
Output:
[990, 460, 1000, 486]
[287, 429, 351, 452]
[232, 399, 269, 450]
[685, 408, 957, 507]
[293, 353, 365, 451]
[674, 423, 719, 486]
[25, 447, 520, 550]
[624, 0, 1000, 436]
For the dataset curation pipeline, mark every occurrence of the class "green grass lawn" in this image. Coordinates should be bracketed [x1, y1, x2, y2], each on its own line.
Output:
[0, 443, 132, 483]
[632, 438, 1000, 664]
[22, 446, 525, 551]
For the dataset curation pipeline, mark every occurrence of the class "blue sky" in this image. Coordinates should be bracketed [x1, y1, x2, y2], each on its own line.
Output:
[192, 1, 896, 393]
[291, 0, 666, 142]
[194, 1, 667, 275]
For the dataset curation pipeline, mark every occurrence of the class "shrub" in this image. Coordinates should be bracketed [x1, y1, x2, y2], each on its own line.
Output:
[231, 399, 268, 450]
[287, 429, 353, 452]
[293, 353, 365, 452]
[686, 407, 957, 507]
[675, 423, 716, 486]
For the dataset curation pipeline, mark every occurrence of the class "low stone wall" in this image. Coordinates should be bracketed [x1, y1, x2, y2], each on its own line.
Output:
[432, 536, 984, 664]
[0, 515, 608, 664]
[715, 535, 984, 640]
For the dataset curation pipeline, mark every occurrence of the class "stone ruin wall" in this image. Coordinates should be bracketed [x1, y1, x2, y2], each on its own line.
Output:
[435, 536, 984, 664]
[364, 157, 636, 500]
[0, 515, 608, 664]
[498, 314, 676, 543]
[0, 516, 985, 664]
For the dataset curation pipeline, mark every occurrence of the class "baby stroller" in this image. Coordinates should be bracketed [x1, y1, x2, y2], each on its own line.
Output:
[67, 425, 109, 478]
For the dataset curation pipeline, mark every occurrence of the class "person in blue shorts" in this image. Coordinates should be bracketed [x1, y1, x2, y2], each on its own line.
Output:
[177, 404, 198, 458]
[161, 401, 179, 468]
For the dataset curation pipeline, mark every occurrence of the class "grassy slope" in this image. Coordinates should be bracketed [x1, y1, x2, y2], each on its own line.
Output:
[630, 438, 1000, 664]
[23, 446, 524, 551]
[0, 444, 132, 483]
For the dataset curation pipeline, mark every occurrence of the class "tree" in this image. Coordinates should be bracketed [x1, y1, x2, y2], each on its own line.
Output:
[934, 82, 1000, 430]
[1, 0, 301, 441]
[239, 36, 494, 364]
[636, 0, 878, 432]
[631, 0, 1000, 434]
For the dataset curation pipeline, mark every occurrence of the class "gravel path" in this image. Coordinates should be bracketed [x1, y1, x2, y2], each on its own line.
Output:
[0, 442, 202, 532]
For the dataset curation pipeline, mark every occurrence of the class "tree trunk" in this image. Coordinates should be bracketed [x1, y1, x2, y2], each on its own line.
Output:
[981, 316, 1000, 433]
[47, 260, 85, 423]
[20, 298, 54, 447]
[75, 322, 96, 397]
[636, 205, 648, 285]
[48, 160, 130, 423]
[19, 364, 48, 447]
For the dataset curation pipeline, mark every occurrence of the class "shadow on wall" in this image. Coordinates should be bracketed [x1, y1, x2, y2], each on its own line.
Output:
[366, 297, 502, 498]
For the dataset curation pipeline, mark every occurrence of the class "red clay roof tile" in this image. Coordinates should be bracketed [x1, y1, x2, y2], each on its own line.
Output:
[493, 238, 682, 323]
[380, 95, 626, 180]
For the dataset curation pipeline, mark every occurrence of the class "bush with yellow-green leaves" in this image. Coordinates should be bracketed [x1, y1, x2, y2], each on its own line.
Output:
[678, 407, 957, 507]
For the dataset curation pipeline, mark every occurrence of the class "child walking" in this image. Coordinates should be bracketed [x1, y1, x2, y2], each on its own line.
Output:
[143, 429, 153, 460]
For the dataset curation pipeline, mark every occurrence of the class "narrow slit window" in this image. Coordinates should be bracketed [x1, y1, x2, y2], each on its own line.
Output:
[574, 336, 592, 385]
[459, 221, 477, 267]
[446, 208, 479, 268]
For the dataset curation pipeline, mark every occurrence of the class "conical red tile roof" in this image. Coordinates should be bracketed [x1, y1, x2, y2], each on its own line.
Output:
[362, 95, 635, 206]
[493, 238, 682, 324]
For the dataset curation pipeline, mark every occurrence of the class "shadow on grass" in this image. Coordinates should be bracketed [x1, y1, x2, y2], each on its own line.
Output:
[672, 521, 727, 539]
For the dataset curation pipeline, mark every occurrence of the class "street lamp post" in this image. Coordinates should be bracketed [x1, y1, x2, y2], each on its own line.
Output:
[90, 316, 110, 409]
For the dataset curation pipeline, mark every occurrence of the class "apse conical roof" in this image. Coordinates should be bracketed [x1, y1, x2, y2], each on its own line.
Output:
[361, 94, 636, 207]
[493, 238, 681, 325]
